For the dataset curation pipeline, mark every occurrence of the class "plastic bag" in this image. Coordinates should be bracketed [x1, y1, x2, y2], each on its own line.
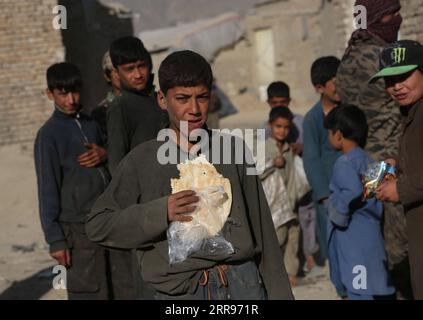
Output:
[362, 161, 396, 199]
[167, 186, 234, 265]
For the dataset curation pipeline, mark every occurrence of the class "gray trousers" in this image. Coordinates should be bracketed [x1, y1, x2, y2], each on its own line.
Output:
[62, 222, 110, 300]
[62, 222, 145, 300]
[298, 202, 319, 256]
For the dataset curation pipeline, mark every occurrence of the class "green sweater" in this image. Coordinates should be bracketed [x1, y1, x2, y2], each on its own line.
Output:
[86, 131, 293, 299]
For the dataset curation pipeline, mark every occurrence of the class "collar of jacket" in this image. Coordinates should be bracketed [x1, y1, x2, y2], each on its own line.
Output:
[53, 105, 83, 120]
[166, 124, 212, 157]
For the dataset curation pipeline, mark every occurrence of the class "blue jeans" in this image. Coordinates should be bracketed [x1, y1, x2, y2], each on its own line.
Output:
[154, 261, 267, 300]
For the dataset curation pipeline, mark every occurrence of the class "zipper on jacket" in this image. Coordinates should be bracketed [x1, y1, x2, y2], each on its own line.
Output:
[74, 116, 108, 188]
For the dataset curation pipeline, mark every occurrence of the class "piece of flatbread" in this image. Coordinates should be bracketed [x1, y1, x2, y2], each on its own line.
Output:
[171, 154, 232, 236]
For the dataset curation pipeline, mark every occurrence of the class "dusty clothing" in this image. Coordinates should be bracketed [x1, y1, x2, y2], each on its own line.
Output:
[276, 221, 300, 277]
[106, 88, 168, 174]
[397, 99, 423, 299]
[260, 137, 296, 228]
[86, 132, 293, 299]
[336, 37, 402, 160]
[260, 138, 300, 277]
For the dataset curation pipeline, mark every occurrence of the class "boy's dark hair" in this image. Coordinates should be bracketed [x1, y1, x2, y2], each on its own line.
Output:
[46, 62, 82, 92]
[268, 106, 294, 123]
[311, 56, 341, 86]
[158, 50, 213, 94]
[267, 81, 290, 100]
[324, 103, 368, 148]
[110, 36, 152, 69]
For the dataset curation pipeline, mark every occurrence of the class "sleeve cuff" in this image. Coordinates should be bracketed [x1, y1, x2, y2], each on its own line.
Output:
[49, 240, 68, 253]
[328, 201, 349, 227]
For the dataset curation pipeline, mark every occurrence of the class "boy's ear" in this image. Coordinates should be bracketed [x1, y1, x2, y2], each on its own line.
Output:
[334, 129, 343, 141]
[157, 90, 167, 111]
[314, 84, 324, 94]
[111, 68, 119, 79]
[46, 88, 54, 101]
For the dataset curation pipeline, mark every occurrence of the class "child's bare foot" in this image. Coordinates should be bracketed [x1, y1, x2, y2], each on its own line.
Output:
[305, 255, 316, 271]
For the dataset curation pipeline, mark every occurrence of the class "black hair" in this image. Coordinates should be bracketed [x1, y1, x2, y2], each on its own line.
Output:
[158, 50, 213, 94]
[311, 56, 341, 86]
[268, 106, 294, 123]
[110, 36, 152, 69]
[46, 62, 82, 92]
[324, 103, 368, 148]
[267, 81, 290, 100]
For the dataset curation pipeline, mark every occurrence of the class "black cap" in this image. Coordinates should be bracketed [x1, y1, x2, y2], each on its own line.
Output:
[370, 40, 423, 83]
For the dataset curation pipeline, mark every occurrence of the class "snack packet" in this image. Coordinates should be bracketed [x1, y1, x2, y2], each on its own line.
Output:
[362, 161, 396, 199]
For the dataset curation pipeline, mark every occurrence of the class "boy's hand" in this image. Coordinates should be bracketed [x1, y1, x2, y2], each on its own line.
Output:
[78, 143, 107, 168]
[50, 249, 71, 268]
[375, 179, 400, 203]
[274, 156, 285, 168]
[167, 190, 199, 223]
[384, 158, 397, 167]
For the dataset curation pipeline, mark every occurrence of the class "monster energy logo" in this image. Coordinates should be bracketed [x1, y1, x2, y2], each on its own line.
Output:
[393, 48, 406, 64]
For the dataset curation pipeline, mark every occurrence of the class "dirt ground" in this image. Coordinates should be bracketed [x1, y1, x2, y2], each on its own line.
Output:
[0, 94, 338, 300]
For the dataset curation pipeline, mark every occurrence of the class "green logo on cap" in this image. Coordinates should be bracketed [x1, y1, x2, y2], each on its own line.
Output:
[393, 48, 406, 64]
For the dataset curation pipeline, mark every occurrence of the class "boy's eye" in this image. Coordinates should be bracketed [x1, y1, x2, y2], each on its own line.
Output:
[197, 96, 210, 103]
[123, 66, 134, 72]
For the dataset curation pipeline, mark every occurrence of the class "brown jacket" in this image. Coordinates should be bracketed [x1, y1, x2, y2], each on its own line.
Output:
[397, 98, 423, 210]
[397, 98, 423, 299]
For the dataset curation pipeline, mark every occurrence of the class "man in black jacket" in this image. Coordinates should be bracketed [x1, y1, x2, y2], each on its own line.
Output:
[107, 36, 167, 174]
[34, 62, 110, 299]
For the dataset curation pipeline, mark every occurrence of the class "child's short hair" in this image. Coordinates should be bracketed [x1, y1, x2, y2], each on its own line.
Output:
[158, 50, 213, 95]
[46, 62, 82, 93]
[268, 106, 294, 123]
[110, 36, 152, 69]
[324, 103, 368, 148]
[311, 56, 340, 86]
[267, 81, 290, 100]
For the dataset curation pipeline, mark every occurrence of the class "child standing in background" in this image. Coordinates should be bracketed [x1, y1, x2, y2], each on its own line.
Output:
[260, 107, 310, 286]
[324, 104, 394, 300]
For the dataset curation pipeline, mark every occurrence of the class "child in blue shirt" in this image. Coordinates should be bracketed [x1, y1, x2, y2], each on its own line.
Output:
[324, 104, 395, 300]
[303, 56, 342, 262]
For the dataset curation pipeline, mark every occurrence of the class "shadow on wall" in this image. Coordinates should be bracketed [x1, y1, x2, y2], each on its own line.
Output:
[59, 0, 133, 113]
